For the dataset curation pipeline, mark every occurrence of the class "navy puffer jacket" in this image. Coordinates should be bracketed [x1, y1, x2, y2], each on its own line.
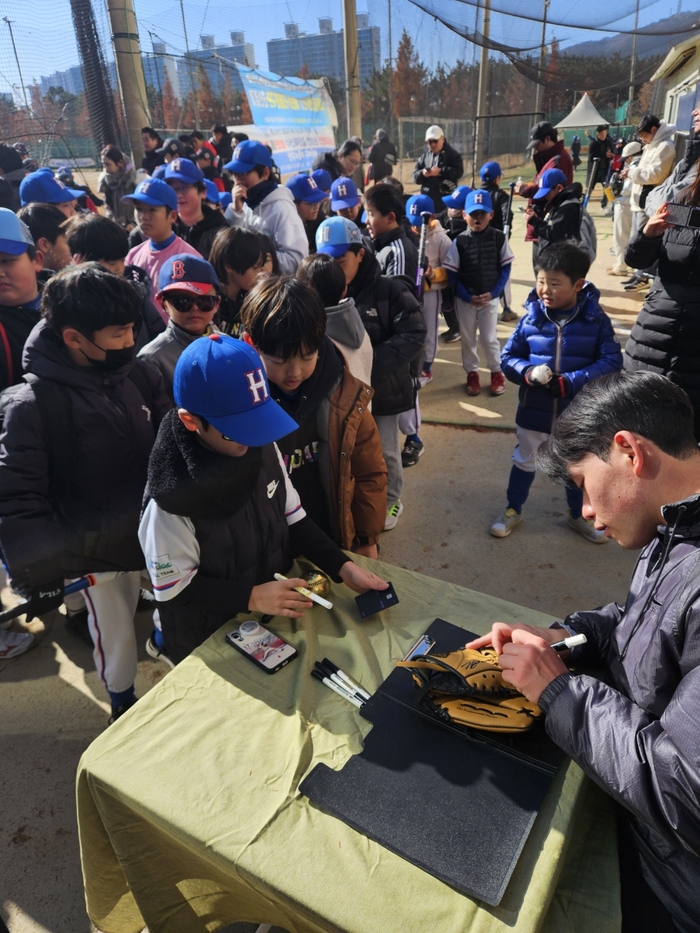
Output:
[501, 283, 623, 433]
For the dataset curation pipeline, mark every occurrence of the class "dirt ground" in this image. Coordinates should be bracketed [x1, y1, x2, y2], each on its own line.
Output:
[1, 166, 642, 932]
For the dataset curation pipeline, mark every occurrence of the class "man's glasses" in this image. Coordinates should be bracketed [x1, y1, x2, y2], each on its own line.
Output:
[165, 293, 220, 314]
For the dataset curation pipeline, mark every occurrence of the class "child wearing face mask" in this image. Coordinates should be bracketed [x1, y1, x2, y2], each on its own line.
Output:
[0, 264, 171, 721]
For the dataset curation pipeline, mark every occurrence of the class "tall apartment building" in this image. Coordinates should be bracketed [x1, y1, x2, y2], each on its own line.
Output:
[143, 43, 182, 100]
[267, 15, 380, 87]
[39, 62, 117, 98]
[177, 33, 256, 98]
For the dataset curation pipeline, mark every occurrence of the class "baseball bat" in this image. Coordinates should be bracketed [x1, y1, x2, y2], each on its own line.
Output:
[583, 158, 600, 209]
[415, 210, 432, 299]
[0, 571, 122, 627]
[502, 181, 516, 239]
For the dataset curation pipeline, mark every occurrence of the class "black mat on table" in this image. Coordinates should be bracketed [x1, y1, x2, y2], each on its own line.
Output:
[300, 618, 565, 906]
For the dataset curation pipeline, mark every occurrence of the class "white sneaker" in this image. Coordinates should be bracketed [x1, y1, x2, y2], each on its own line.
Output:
[418, 370, 433, 388]
[490, 508, 522, 538]
[384, 500, 404, 531]
[0, 628, 34, 659]
[567, 512, 607, 544]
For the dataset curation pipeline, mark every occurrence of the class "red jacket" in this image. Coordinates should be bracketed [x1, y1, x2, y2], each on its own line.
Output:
[520, 141, 574, 242]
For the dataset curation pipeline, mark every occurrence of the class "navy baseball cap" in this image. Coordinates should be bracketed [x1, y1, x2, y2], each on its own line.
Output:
[406, 194, 435, 220]
[20, 171, 82, 206]
[533, 168, 568, 200]
[174, 334, 298, 446]
[157, 254, 220, 299]
[330, 176, 360, 210]
[0, 208, 34, 255]
[464, 189, 493, 214]
[312, 169, 333, 192]
[156, 137, 186, 158]
[224, 140, 273, 173]
[441, 185, 473, 210]
[122, 178, 178, 212]
[315, 216, 364, 257]
[479, 161, 502, 182]
[286, 173, 327, 203]
[164, 158, 204, 186]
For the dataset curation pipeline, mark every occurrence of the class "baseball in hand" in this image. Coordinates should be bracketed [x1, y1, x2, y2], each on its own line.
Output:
[529, 364, 553, 385]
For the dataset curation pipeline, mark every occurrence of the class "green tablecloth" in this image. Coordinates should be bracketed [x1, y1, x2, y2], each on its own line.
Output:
[77, 557, 621, 933]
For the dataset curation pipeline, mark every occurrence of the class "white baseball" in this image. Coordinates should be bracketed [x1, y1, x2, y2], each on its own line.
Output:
[529, 364, 553, 385]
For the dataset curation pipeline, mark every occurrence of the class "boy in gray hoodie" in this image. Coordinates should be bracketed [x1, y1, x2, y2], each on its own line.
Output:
[297, 252, 372, 386]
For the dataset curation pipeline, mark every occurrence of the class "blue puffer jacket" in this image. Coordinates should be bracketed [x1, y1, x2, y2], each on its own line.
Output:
[502, 283, 622, 433]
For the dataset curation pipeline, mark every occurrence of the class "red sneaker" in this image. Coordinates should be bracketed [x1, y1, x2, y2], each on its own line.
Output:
[490, 372, 506, 396]
[465, 371, 481, 396]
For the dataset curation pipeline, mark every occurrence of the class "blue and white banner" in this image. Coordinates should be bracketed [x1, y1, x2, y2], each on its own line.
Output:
[237, 66, 337, 129]
[227, 123, 337, 177]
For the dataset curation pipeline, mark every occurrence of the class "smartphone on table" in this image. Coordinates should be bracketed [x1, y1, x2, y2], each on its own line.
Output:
[225, 619, 297, 674]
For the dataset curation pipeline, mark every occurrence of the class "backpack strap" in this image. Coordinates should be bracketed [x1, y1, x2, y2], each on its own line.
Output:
[23, 374, 76, 503]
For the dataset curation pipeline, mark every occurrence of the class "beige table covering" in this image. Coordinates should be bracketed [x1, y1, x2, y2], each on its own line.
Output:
[77, 556, 620, 933]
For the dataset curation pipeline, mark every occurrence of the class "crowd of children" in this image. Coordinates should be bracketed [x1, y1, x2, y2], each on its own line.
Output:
[0, 126, 628, 724]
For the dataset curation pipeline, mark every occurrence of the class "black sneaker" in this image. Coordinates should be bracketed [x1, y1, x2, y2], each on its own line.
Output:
[402, 439, 424, 467]
[108, 695, 138, 725]
[621, 273, 639, 286]
[624, 275, 650, 292]
[65, 608, 93, 646]
[442, 328, 461, 343]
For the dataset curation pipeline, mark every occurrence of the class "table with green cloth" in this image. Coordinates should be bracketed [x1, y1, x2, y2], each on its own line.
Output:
[77, 556, 621, 933]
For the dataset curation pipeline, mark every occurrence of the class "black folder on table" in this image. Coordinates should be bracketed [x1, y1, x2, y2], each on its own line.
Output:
[300, 618, 565, 906]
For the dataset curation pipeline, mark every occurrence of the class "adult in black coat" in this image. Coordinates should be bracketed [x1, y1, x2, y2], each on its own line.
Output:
[141, 127, 165, 175]
[586, 125, 614, 206]
[623, 136, 700, 438]
[312, 139, 363, 182]
[412, 125, 464, 212]
[368, 129, 397, 182]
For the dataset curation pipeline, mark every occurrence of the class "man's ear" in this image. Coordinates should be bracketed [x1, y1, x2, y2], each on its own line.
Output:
[357, 247, 365, 262]
[72, 253, 84, 265]
[36, 237, 51, 255]
[168, 209, 179, 223]
[178, 409, 201, 433]
[241, 332, 256, 349]
[612, 430, 646, 477]
[32, 250, 44, 272]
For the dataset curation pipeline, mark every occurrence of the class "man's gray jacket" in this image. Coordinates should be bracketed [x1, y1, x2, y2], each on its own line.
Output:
[540, 493, 700, 931]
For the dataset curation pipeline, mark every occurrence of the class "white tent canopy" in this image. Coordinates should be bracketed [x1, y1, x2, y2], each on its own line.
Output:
[555, 94, 609, 129]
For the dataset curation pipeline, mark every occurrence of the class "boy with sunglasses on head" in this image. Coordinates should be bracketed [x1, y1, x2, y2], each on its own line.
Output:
[138, 254, 221, 399]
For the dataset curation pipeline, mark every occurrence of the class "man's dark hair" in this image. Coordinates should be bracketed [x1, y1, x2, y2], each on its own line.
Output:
[337, 139, 362, 159]
[42, 262, 141, 338]
[232, 132, 249, 145]
[141, 126, 160, 140]
[17, 203, 66, 246]
[596, 124, 609, 133]
[297, 253, 346, 306]
[536, 372, 698, 487]
[364, 184, 404, 220]
[637, 113, 661, 134]
[379, 175, 404, 195]
[101, 145, 126, 166]
[208, 226, 264, 283]
[240, 275, 326, 359]
[212, 123, 227, 135]
[534, 242, 590, 283]
[0, 177, 14, 210]
[191, 130, 205, 142]
[62, 213, 129, 262]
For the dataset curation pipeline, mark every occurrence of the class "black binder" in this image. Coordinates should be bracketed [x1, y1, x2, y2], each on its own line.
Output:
[300, 618, 565, 906]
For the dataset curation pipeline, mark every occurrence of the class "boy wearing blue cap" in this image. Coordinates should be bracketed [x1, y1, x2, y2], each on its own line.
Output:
[139, 333, 388, 662]
[479, 161, 517, 323]
[164, 158, 228, 261]
[0, 264, 171, 717]
[444, 189, 514, 396]
[316, 216, 426, 529]
[405, 194, 451, 387]
[19, 171, 82, 219]
[0, 208, 47, 392]
[526, 168, 588, 263]
[286, 173, 328, 253]
[138, 254, 221, 398]
[124, 178, 202, 311]
[224, 140, 308, 274]
[330, 176, 364, 230]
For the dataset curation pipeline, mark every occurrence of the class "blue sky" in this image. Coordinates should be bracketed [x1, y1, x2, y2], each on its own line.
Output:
[0, 0, 696, 102]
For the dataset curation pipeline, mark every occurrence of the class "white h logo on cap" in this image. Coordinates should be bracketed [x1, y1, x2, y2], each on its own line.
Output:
[474, 192, 484, 203]
[245, 368, 268, 405]
[337, 183, 347, 196]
